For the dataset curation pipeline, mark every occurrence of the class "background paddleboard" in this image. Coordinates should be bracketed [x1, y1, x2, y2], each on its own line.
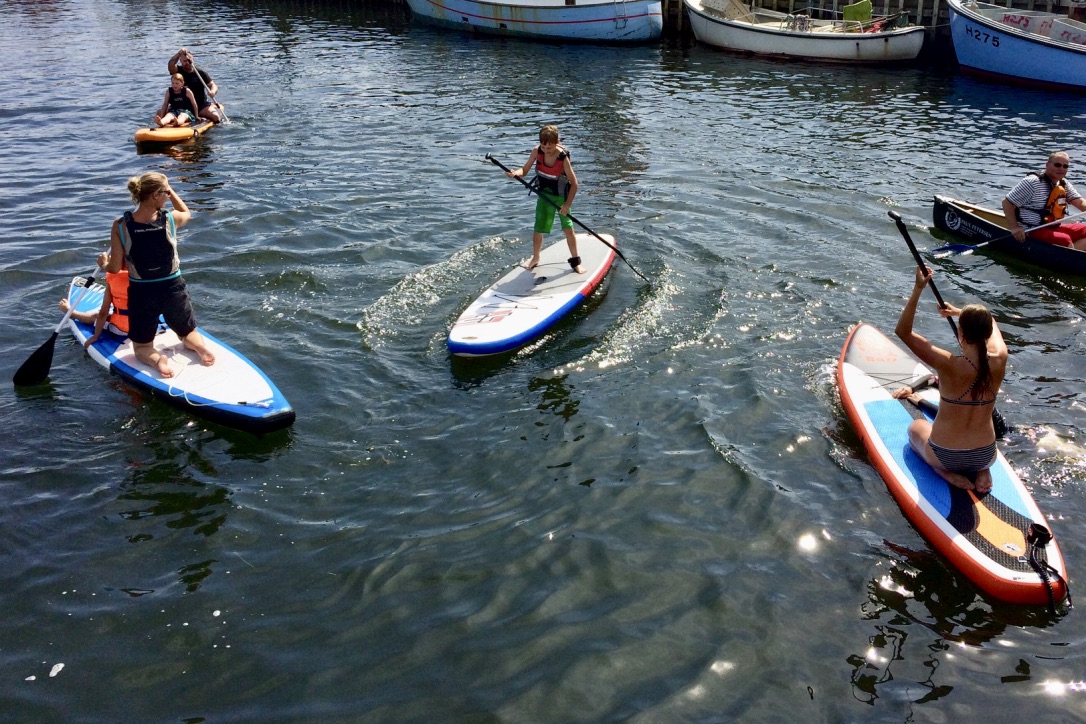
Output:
[837, 322, 1068, 606]
[447, 232, 617, 356]
[134, 118, 215, 146]
[66, 276, 295, 434]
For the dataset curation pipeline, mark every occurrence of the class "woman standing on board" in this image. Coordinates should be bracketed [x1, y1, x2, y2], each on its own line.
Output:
[894, 266, 1007, 494]
[107, 172, 214, 378]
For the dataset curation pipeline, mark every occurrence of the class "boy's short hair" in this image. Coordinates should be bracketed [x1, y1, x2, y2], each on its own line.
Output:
[539, 125, 559, 144]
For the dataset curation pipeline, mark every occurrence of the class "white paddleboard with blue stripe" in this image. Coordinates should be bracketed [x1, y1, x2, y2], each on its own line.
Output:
[447, 233, 616, 357]
[66, 276, 295, 433]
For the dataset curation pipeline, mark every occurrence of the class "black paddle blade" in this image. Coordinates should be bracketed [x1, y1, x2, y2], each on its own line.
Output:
[12, 332, 59, 387]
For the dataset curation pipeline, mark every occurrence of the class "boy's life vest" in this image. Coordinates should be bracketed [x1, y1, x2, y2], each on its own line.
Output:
[532, 146, 571, 199]
[118, 210, 180, 282]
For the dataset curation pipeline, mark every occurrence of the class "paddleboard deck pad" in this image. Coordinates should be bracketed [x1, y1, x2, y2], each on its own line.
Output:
[447, 233, 617, 356]
[134, 118, 215, 146]
[66, 276, 295, 434]
[837, 322, 1068, 606]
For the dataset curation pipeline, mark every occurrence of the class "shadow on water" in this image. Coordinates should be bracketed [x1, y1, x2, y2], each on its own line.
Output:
[849, 541, 1065, 706]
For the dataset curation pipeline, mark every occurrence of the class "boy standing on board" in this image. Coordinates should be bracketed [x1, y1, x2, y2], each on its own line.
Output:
[507, 125, 584, 274]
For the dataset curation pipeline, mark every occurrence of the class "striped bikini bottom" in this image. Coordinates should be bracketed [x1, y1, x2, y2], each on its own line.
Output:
[928, 440, 997, 473]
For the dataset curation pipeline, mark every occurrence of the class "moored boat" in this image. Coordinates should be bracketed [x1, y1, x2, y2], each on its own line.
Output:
[684, 0, 925, 62]
[947, 0, 1086, 91]
[837, 322, 1070, 607]
[405, 0, 663, 42]
[932, 194, 1086, 276]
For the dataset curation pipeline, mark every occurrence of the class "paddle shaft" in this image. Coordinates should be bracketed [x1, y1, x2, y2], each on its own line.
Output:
[889, 211, 957, 337]
[193, 63, 228, 123]
[485, 154, 649, 283]
[937, 207, 1086, 255]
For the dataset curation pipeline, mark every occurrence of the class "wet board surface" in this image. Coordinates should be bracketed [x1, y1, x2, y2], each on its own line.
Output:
[447, 232, 617, 356]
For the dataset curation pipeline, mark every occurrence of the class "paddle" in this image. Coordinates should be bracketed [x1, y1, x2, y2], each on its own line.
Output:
[932, 208, 1086, 257]
[889, 211, 1009, 437]
[485, 154, 650, 284]
[192, 63, 229, 124]
[13, 274, 95, 387]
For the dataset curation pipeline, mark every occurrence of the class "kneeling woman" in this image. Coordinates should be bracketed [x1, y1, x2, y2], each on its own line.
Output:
[894, 266, 1007, 494]
[107, 172, 214, 378]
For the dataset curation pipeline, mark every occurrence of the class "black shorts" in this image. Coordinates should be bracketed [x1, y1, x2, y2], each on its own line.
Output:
[127, 276, 198, 344]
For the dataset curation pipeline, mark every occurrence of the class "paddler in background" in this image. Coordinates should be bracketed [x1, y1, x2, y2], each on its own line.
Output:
[168, 48, 223, 124]
[1002, 151, 1086, 250]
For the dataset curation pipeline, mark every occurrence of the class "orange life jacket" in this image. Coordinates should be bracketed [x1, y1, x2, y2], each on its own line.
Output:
[1043, 182, 1067, 224]
[106, 269, 130, 333]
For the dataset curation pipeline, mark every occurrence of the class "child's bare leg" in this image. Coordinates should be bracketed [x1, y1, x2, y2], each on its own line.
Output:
[59, 298, 96, 325]
[182, 330, 215, 366]
[134, 342, 173, 378]
[564, 228, 584, 273]
[527, 233, 543, 270]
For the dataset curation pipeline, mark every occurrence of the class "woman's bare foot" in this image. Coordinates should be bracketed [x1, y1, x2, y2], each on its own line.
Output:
[938, 469, 978, 492]
[973, 469, 993, 495]
[154, 354, 173, 378]
[183, 333, 216, 366]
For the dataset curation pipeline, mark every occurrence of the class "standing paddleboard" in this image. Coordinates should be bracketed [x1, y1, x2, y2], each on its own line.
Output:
[66, 276, 295, 434]
[837, 322, 1068, 606]
[447, 233, 617, 357]
[134, 118, 215, 147]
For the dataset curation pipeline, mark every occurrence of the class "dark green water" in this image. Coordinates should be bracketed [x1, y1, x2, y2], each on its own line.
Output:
[2, 0, 1085, 720]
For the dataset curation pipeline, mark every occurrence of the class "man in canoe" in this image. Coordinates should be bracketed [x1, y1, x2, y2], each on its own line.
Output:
[168, 48, 223, 124]
[1002, 151, 1086, 250]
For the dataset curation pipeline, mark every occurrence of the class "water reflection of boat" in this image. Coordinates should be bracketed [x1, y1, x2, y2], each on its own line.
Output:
[948, 0, 1086, 91]
[932, 195, 1086, 277]
[405, 0, 664, 42]
[684, 0, 925, 62]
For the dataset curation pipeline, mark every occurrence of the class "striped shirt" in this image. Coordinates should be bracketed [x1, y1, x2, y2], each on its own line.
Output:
[1005, 174, 1082, 226]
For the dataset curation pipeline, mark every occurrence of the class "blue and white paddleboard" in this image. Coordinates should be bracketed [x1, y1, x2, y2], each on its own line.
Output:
[837, 322, 1068, 606]
[447, 233, 617, 357]
[66, 276, 295, 434]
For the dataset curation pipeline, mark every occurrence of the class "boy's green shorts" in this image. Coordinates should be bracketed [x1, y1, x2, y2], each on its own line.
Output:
[534, 191, 574, 234]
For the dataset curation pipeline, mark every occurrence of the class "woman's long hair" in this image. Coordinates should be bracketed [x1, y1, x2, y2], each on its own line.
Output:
[959, 304, 994, 399]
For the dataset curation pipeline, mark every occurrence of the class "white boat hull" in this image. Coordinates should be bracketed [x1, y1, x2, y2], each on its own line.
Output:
[406, 0, 664, 42]
[685, 0, 925, 62]
[948, 0, 1086, 91]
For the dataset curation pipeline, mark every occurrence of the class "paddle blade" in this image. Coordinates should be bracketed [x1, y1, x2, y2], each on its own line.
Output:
[12, 332, 60, 386]
[930, 243, 976, 257]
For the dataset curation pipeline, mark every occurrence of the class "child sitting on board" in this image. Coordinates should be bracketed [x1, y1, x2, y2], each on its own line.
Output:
[59, 251, 129, 348]
[153, 73, 200, 128]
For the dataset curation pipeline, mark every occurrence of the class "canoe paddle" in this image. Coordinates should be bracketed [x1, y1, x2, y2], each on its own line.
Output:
[889, 211, 1009, 437]
[13, 273, 96, 387]
[932, 208, 1086, 258]
[485, 154, 649, 284]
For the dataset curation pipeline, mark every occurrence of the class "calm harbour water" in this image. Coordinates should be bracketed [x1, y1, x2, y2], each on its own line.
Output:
[2, 0, 1086, 720]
